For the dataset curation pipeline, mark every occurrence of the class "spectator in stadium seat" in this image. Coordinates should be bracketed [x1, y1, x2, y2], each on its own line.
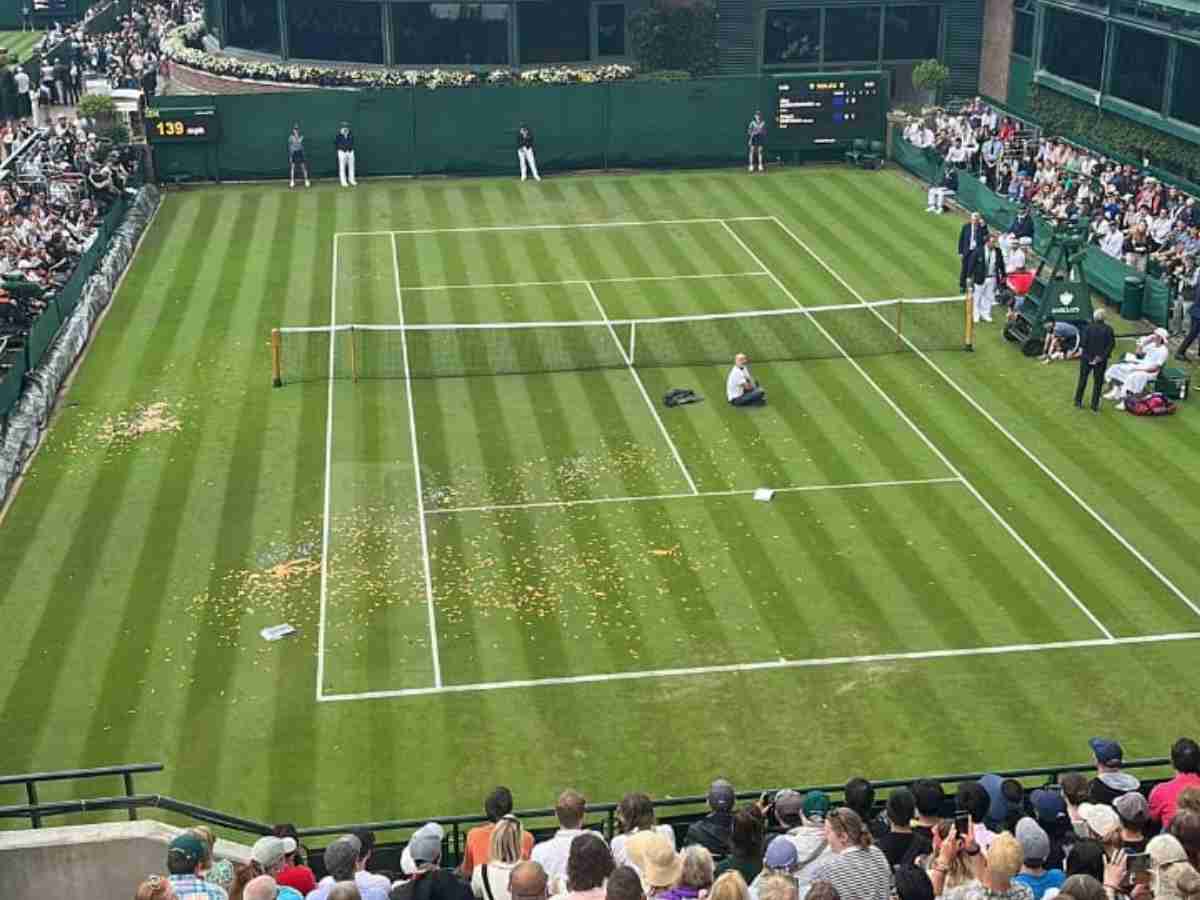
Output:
[639, 834, 681, 898]
[1147, 834, 1200, 900]
[535, 790, 599, 894]
[313, 835, 391, 900]
[712, 872, 751, 900]
[1028, 790, 1072, 872]
[1086, 739, 1141, 806]
[1077, 805, 1120, 853]
[246, 876, 283, 900]
[956, 784, 997, 853]
[1172, 813, 1200, 870]
[551, 833, 615, 900]
[934, 831, 1031, 900]
[1014, 819, 1064, 900]
[756, 874, 798, 900]
[472, 816, 526, 900]
[352, 831, 394, 897]
[894, 866, 934, 900]
[274, 824, 318, 896]
[808, 808, 892, 900]
[1151, 740, 1200, 828]
[657, 846, 714, 900]
[1055, 875, 1105, 900]
[390, 826, 472, 900]
[463, 788, 535, 877]
[685, 780, 737, 857]
[1063, 841, 1105, 882]
[248, 836, 304, 899]
[612, 793, 676, 872]
[1058, 776, 1090, 831]
[715, 806, 765, 886]
[607, 866, 646, 900]
[167, 832, 228, 900]
[510, 863, 550, 900]
[331, 885, 364, 900]
[1113, 794, 1149, 854]
[136, 875, 177, 900]
[910, 782, 945, 867]
[878, 789, 919, 868]
[926, 824, 975, 894]
[778, 791, 832, 885]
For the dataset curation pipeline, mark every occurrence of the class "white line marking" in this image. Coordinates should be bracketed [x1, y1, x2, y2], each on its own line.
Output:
[314, 234, 338, 702]
[426, 477, 962, 516]
[403, 271, 770, 293]
[720, 219, 1115, 641]
[316, 631, 1200, 700]
[392, 234, 444, 689]
[333, 216, 774, 238]
[768, 214, 1200, 623]
[584, 280, 699, 495]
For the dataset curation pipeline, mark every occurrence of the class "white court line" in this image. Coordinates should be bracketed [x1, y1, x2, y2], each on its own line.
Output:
[390, 234, 444, 690]
[584, 280, 699, 495]
[316, 631, 1200, 701]
[314, 235, 339, 702]
[403, 271, 769, 293]
[334, 216, 774, 238]
[768, 215, 1200, 623]
[719, 219, 1115, 641]
[426, 477, 962, 516]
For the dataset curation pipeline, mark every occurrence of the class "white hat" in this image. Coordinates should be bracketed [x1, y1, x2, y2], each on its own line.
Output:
[1019, 237, 1033, 246]
[251, 835, 297, 869]
[1078, 803, 1120, 839]
[1155, 327, 1169, 339]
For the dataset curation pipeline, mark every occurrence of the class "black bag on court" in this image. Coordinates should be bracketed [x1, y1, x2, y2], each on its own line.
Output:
[663, 388, 702, 407]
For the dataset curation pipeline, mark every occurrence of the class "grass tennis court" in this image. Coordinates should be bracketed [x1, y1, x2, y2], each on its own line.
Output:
[2, 167, 1200, 829]
[0, 30, 44, 63]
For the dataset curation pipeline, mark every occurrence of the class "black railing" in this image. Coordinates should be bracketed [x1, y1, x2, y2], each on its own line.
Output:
[0, 755, 1177, 869]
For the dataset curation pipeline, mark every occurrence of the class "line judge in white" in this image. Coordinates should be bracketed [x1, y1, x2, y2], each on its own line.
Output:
[727, 353, 766, 406]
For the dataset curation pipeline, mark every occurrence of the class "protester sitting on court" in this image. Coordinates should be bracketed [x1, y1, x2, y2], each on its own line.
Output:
[879, 789, 920, 868]
[685, 779, 737, 857]
[273, 824, 318, 896]
[727, 354, 766, 407]
[1150, 740, 1200, 828]
[535, 790, 600, 894]
[166, 831, 229, 900]
[390, 826, 472, 900]
[549, 832, 615, 900]
[462, 788, 535, 877]
[715, 807, 764, 886]
[472, 816, 527, 900]
[1013, 819, 1064, 900]
[612, 793, 677, 873]
[807, 808, 892, 900]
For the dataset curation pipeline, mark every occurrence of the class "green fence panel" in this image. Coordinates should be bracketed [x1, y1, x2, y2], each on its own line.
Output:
[606, 78, 763, 168]
[1143, 277, 1171, 327]
[352, 89, 417, 177]
[0, 354, 24, 419]
[24, 299, 61, 371]
[412, 83, 607, 176]
[1082, 246, 1134, 307]
[891, 138, 941, 184]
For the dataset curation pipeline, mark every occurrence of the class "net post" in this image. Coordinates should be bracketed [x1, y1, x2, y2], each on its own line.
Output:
[896, 300, 903, 351]
[350, 326, 359, 382]
[271, 328, 283, 387]
[964, 289, 975, 351]
[629, 322, 637, 365]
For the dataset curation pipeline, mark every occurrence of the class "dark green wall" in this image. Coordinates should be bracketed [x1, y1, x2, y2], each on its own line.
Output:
[1007, 54, 1033, 118]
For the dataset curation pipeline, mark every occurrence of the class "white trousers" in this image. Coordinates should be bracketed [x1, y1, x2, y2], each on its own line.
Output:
[927, 187, 954, 211]
[972, 276, 997, 322]
[338, 149, 356, 186]
[518, 146, 540, 181]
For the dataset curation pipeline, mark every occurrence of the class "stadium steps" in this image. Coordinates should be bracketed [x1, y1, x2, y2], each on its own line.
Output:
[943, 0, 984, 104]
[717, 0, 758, 75]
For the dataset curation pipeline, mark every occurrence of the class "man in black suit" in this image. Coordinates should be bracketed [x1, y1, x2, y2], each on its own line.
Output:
[959, 212, 988, 292]
[1008, 207, 1035, 243]
[968, 233, 1005, 324]
[1075, 308, 1117, 411]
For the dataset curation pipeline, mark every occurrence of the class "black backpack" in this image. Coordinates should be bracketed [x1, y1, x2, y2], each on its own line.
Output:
[663, 388, 702, 407]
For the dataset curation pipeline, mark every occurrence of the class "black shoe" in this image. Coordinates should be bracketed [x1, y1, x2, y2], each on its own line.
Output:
[1091, 406, 1100, 413]
[1074, 401, 1083, 409]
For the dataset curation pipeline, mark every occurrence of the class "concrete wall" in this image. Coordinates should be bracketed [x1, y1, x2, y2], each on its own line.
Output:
[0, 820, 252, 900]
[981, 0, 1014, 102]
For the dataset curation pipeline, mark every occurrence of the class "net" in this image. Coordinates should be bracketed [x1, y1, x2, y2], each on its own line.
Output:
[271, 296, 969, 386]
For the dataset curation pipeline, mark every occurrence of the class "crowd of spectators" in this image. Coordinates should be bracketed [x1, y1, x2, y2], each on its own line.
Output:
[901, 99, 1200, 309]
[131, 737, 1200, 900]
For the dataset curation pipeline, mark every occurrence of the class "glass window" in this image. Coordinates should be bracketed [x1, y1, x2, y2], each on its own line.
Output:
[287, 0, 383, 63]
[883, 5, 940, 61]
[597, 3, 625, 57]
[763, 9, 821, 66]
[1110, 25, 1166, 111]
[1170, 41, 1200, 127]
[824, 5, 882, 63]
[227, 0, 280, 54]
[1012, 10, 1034, 58]
[1042, 6, 1105, 89]
[392, 4, 509, 66]
[519, 0, 589, 63]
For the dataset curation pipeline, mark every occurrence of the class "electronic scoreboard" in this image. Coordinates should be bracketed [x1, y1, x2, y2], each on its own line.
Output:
[770, 71, 886, 148]
[145, 106, 220, 143]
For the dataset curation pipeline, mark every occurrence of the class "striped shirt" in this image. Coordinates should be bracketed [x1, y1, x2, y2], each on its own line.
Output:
[807, 846, 892, 900]
[167, 874, 229, 900]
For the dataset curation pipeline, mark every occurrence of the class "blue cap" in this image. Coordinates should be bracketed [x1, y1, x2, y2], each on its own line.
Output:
[765, 837, 799, 869]
[1030, 788, 1068, 826]
[1089, 737, 1124, 766]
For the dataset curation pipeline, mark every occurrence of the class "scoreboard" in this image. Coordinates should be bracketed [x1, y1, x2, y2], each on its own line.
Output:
[770, 71, 886, 148]
[145, 107, 220, 144]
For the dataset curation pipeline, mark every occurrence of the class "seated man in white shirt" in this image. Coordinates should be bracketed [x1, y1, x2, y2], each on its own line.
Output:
[727, 353, 766, 406]
[1104, 328, 1169, 408]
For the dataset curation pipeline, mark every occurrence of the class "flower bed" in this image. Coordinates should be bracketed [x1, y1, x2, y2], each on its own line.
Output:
[163, 21, 635, 90]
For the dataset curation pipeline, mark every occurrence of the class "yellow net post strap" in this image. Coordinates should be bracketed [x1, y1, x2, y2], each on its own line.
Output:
[271, 328, 283, 387]
[964, 290, 975, 351]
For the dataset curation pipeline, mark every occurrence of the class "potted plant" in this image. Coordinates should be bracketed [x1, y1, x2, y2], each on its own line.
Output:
[912, 59, 950, 107]
[78, 93, 117, 130]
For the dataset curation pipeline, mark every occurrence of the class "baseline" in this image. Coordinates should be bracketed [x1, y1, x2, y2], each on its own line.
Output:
[316, 630, 1200, 701]
[718, 219, 1115, 641]
[767, 215, 1200, 624]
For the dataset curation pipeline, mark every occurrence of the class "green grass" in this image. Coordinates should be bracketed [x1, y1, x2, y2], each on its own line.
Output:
[0, 30, 43, 63]
[2, 167, 1200, 834]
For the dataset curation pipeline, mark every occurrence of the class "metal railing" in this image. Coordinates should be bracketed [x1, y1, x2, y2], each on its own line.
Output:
[0, 756, 1177, 867]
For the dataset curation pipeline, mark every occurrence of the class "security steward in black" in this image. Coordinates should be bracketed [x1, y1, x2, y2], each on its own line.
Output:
[1075, 310, 1116, 411]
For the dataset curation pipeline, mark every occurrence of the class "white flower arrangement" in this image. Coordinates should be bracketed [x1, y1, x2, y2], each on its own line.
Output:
[162, 22, 634, 90]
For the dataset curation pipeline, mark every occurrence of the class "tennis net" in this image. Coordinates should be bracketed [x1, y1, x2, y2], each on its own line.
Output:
[271, 296, 969, 385]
